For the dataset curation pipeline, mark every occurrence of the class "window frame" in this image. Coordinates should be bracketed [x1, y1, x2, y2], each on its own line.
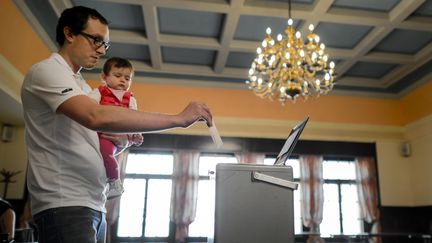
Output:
[320, 158, 364, 236]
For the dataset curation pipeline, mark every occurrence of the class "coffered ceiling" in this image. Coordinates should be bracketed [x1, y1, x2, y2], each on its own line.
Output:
[2, 0, 432, 126]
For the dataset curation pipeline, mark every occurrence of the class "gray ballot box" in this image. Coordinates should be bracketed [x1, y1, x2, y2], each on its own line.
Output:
[214, 163, 297, 243]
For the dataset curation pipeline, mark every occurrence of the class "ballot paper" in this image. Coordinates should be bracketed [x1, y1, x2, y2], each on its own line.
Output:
[209, 122, 223, 148]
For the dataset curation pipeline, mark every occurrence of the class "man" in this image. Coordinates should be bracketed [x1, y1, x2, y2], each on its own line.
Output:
[21, 6, 212, 243]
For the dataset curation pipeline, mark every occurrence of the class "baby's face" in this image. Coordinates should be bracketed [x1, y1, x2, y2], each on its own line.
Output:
[104, 66, 133, 91]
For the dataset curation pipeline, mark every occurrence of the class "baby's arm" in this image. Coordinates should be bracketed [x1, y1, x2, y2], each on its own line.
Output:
[128, 95, 143, 146]
[129, 133, 144, 147]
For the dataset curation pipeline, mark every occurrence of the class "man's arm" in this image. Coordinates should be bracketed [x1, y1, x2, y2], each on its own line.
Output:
[57, 95, 212, 133]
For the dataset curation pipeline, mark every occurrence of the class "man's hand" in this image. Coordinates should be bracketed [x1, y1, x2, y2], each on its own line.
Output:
[178, 101, 213, 128]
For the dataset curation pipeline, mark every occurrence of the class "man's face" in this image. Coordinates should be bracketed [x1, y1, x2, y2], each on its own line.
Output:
[70, 17, 109, 70]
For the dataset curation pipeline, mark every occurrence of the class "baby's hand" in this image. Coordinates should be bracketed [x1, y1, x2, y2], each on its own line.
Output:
[131, 134, 144, 146]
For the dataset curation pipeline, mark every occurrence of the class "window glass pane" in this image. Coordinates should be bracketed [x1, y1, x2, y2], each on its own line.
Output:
[117, 179, 146, 237]
[341, 184, 363, 234]
[264, 158, 300, 178]
[126, 153, 173, 175]
[189, 180, 215, 237]
[198, 155, 237, 176]
[145, 179, 172, 237]
[323, 160, 356, 180]
[264, 157, 275, 165]
[321, 184, 340, 236]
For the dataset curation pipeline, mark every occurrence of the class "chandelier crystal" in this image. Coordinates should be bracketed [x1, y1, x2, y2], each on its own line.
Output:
[246, 2, 336, 104]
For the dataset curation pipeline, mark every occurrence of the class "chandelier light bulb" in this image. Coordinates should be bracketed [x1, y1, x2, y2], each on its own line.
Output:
[288, 19, 293, 25]
[295, 31, 301, 38]
[330, 61, 335, 68]
[308, 24, 314, 31]
[262, 40, 267, 47]
[269, 40, 275, 45]
[249, 68, 254, 75]
[299, 50, 305, 57]
[257, 57, 263, 64]
[324, 73, 330, 81]
[256, 47, 262, 54]
[277, 34, 283, 41]
[311, 52, 317, 60]
[315, 79, 321, 85]
[285, 52, 290, 59]
[258, 78, 263, 84]
[323, 55, 328, 62]
[266, 27, 272, 35]
[252, 76, 257, 81]
[315, 35, 320, 43]
[320, 43, 325, 49]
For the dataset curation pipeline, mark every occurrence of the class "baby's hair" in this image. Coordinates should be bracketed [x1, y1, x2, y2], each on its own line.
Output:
[103, 57, 133, 75]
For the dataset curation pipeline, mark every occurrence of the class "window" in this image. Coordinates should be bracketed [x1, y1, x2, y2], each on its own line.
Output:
[320, 159, 363, 236]
[116, 153, 173, 240]
[264, 158, 302, 234]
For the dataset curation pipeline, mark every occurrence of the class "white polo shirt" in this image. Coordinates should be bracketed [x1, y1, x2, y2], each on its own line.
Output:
[21, 53, 107, 215]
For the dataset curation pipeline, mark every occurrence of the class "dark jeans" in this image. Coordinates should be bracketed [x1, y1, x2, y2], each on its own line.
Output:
[34, 206, 106, 243]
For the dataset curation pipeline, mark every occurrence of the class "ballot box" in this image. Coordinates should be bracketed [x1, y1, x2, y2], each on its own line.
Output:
[214, 163, 297, 243]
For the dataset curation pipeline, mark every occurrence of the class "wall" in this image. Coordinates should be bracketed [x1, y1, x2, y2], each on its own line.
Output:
[405, 115, 432, 206]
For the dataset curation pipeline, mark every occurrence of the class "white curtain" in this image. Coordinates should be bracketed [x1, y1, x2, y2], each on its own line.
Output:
[355, 157, 381, 243]
[299, 155, 325, 243]
[170, 150, 200, 242]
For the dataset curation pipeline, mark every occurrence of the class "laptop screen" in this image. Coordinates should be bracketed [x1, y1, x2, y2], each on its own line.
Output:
[274, 116, 309, 165]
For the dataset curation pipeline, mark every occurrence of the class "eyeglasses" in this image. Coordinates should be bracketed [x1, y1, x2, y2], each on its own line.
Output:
[79, 32, 110, 51]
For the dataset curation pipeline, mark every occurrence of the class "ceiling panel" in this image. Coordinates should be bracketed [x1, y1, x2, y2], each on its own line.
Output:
[345, 62, 399, 79]
[331, 0, 400, 12]
[315, 22, 373, 49]
[372, 29, 432, 54]
[107, 43, 150, 63]
[73, 0, 145, 32]
[161, 46, 216, 66]
[158, 7, 224, 38]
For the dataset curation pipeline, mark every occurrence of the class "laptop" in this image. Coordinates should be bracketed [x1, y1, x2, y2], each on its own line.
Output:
[274, 116, 309, 165]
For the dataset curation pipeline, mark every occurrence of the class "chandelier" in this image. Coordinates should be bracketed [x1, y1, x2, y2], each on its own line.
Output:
[246, 0, 336, 104]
